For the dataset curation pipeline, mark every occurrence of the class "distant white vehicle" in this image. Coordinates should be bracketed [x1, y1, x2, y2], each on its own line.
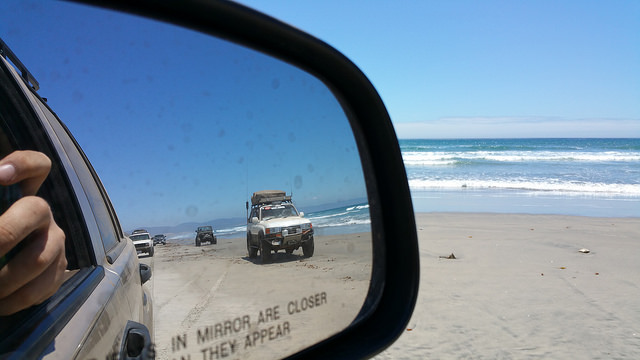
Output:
[246, 190, 314, 263]
[130, 230, 154, 257]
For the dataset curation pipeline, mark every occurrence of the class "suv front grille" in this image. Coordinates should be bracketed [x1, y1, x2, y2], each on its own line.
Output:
[285, 226, 300, 234]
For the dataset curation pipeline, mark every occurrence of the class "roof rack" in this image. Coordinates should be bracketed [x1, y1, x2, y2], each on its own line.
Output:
[0, 37, 40, 91]
[250, 190, 292, 206]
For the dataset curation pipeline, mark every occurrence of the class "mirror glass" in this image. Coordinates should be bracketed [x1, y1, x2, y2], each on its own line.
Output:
[0, 2, 372, 359]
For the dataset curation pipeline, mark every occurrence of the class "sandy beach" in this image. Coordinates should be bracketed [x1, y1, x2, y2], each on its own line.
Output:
[141, 232, 372, 360]
[377, 213, 640, 359]
[141, 213, 639, 359]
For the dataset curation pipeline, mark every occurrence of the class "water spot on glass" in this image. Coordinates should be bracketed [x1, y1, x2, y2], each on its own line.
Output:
[122, 78, 138, 85]
[181, 123, 193, 133]
[237, 157, 244, 164]
[288, 132, 296, 142]
[185, 205, 198, 218]
[218, 129, 225, 138]
[271, 78, 280, 90]
[307, 164, 314, 173]
[72, 90, 83, 103]
[294, 175, 303, 189]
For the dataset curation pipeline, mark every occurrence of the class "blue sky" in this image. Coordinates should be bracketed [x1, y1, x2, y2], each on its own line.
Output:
[239, 0, 640, 138]
[0, 1, 367, 230]
[0, 1, 638, 229]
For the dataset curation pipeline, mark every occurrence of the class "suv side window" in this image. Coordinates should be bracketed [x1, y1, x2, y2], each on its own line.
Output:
[0, 60, 92, 270]
[34, 100, 122, 256]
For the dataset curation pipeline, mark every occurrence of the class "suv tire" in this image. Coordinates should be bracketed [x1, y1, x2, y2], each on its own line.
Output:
[259, 233, 271, 264]
[247, 234, 258, 258]
[302, 236, 314, 258]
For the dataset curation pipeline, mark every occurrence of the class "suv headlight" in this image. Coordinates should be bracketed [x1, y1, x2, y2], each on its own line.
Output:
[301, 223, 312, 230]
[266, 227, 281, 235]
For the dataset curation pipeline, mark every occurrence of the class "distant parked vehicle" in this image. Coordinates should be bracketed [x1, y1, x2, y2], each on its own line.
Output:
[153, 234, 167, 245]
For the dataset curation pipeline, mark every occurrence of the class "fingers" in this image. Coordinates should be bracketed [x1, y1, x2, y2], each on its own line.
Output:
[0, 196, 51, 256]
[0, 250, 67, 316]
[0, 150, 52, 196]
[0, 197, 66, 315]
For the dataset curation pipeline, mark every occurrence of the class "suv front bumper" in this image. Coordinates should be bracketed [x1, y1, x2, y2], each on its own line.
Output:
[265, 229, 313, 248]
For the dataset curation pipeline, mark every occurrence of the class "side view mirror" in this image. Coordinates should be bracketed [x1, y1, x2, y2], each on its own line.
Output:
[139, 263, 152, 285]
[0, 1, 419, 359]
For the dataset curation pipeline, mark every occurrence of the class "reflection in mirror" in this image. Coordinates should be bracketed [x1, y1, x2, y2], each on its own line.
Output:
[1, 2, 372, 359]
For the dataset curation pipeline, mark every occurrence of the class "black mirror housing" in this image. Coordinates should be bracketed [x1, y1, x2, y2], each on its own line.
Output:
[139, 263, 152, 285]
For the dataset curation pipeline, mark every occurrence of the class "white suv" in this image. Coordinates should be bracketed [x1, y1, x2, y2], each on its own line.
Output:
[130, 229, 154, 257]
[247, 190, 314, 263]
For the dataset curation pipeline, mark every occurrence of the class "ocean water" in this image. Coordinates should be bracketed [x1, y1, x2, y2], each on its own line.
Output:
[167, 138, 638, 243]
[168, 203, 372, 242]
[305, 203, 371, 236]
[401, 138, 640, 217]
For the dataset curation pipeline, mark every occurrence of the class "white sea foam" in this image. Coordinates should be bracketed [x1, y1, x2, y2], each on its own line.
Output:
[408, 178, 640, 196]
[402, 151, 640, 166]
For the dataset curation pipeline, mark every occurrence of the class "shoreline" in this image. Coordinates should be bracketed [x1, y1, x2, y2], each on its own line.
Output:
[410, 188, 640, 218]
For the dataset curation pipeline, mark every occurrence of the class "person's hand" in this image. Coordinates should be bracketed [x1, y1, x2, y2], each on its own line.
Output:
[0, 150, 67, 316]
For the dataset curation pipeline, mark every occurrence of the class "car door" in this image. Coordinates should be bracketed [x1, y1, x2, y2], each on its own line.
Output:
[0, 42, 152, 359]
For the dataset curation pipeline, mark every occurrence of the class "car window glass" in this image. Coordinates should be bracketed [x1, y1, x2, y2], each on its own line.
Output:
[34, 100, 121, 254]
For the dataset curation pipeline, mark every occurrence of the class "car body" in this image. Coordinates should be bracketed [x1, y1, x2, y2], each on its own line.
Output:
[195, 226, 216, 246]
[130, 231, 154, 257]
[153, 234, 167, 245]
[0, 37, 153, 359]
[247, 190, 314, 263]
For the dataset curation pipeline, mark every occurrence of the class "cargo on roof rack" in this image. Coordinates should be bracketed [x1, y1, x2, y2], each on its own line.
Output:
[250, 190, 291, 206]
[0, 37, 39, 91]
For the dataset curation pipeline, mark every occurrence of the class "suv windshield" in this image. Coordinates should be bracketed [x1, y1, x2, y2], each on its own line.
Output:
[260, 204, 298, 220]
[198, 226, 212, 231]
[130, 234, 150, 241]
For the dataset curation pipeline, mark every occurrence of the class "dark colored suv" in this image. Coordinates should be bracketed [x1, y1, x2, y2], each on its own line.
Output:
[195, 225, 216, 246]
[153, 234, 167, 245]
[0, 38, 153, 359]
